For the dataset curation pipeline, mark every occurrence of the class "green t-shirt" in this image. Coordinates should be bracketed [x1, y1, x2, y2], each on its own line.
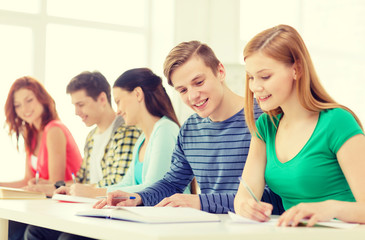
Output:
[256, 108, 363, 210]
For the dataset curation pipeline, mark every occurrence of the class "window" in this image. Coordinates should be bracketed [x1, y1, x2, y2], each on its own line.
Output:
[0, 0, 149, 181]
[240, 0, 365, 122]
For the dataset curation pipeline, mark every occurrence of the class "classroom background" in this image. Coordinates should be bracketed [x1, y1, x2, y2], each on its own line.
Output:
[1, 0, 364, 181]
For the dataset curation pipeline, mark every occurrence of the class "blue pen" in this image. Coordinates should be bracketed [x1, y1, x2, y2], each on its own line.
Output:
[96, 196, 136, 200]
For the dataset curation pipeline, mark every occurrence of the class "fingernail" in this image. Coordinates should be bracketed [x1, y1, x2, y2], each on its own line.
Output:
[264, 210, 271, 216]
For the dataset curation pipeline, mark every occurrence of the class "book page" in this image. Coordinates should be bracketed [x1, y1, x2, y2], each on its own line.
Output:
[52, 194, 99, 203]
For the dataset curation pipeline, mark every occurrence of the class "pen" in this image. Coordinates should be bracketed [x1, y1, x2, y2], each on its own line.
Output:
[238, 177, 260, 204]
[35, 171, 39, 185]
[71, 172, 76, 184]
[96, 196, 136, 200]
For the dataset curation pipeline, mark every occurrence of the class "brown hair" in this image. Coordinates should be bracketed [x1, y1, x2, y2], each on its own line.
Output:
[243, 24, 363, 134]
[114, 68, 180, 127]
[66, 71, 112, 105]
[4, 76, 59, 153]
[163, 40, 220, 86]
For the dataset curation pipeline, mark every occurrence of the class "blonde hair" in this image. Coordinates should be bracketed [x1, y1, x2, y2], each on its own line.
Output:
[244, 24, 363, 134]
[163, 40, 220, 86]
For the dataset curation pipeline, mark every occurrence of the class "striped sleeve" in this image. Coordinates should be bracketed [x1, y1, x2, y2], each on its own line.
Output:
[137, 132, 194, 205]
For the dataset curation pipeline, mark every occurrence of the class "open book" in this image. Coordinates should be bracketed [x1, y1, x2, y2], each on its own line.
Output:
[52, 194, 99, 204]
[76, 206, 221, 224]
[0, 186, 46, 199]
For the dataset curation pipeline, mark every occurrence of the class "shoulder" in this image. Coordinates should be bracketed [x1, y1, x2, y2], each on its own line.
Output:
[152, 117, 180, 138]
[44, 120, 67, 137]
[113, 124, 141, 140]
[45, 124, 67, 143]
[320, 108, 358, 126]
[155, 116, 180, 131]
[44, 120, 64, 130]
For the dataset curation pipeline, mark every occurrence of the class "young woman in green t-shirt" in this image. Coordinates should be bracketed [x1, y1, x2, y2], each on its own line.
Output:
[234, 24, 365, 227]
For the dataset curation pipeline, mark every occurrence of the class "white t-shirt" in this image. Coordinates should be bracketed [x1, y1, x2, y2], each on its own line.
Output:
[89, 118, 116, 184]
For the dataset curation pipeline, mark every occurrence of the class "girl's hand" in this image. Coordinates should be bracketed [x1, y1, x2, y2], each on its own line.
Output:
[236, 197, 272, 222]
[278, 200, 337, 227]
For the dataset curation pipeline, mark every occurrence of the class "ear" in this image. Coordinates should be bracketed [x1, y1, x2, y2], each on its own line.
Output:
[293, 62, 301, 80]
[134, 87, 144, 102]
[217, 62, 226, 83]
[97, 92, 107, 104]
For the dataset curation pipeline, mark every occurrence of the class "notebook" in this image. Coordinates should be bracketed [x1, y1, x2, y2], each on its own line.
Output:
[228, 211, 360, 229]
[52, 194, 99, 203]
[0, 186, 46, 199]
[76, 206, 221, 224]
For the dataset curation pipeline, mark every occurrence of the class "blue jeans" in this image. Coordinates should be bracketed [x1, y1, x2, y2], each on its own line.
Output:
[24, 225, 94, 240]
[9, 221, 27, 240]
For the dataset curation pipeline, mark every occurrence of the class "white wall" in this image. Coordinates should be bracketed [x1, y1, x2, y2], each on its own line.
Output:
[170, 0, 244, 123]
[170, 0, 365, 126]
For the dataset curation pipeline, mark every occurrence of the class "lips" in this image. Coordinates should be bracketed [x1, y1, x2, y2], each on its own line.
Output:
[258, 94, 272, 102]
[194, 99, 208, 108]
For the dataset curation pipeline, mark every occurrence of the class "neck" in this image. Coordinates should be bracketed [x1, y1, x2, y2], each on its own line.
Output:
[137, 110, 160, 142]
[97, 107, 116, 133]
[209, 85, 244, 122]
[280, 96, 317, 124]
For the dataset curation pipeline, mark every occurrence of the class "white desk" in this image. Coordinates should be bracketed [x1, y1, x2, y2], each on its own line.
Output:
[1, 199, 365, 240]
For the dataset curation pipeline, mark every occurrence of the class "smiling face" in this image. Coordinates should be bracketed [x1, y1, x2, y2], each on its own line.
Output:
[245, 52, 296, 112]
[171, 55, 225, 119]
[113, 87, 139, 126]
[70, 89, 104, 127]
[13, 88, 44, 127]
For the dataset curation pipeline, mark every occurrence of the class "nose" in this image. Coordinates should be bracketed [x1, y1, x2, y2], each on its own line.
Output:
[75, 107, 81, 117]
[188, 88, 199, 103]
[249, 79, 264, 93]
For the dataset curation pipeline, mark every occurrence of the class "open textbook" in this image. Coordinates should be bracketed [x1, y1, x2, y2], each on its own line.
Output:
[76, 206, 221, 224]
[228, 211, 359, 229]
[0, 186, 46, 199]
[52, 194, 99, 204]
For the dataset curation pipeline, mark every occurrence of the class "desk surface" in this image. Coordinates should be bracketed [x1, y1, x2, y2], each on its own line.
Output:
[1, 199, 365, 240]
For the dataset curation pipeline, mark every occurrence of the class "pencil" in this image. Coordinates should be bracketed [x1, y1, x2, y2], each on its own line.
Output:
[238, 177, 261, 204]
[35, 171, 39, 185]
[71, 172, 76, 184]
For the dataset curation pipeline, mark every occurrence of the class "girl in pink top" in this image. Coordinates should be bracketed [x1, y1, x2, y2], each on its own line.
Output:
[1, 76, 82, 189]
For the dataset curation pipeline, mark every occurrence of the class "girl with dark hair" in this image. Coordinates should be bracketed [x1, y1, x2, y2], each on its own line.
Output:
[54, 68, 181, 207]
[103, 68, 181, 193]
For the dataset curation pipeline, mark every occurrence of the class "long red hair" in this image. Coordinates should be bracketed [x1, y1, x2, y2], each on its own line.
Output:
[4, 76, 59, 154]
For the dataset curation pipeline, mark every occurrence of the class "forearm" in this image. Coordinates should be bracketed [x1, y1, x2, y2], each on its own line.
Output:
[0, 179, 28, 188]
[331, 200, 365, 223]
[137, 179, 184, 206]
[200, 193, 236, 213]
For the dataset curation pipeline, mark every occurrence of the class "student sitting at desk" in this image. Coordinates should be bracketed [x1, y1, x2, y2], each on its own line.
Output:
[25, 68, 181, 240]
[234, 24, 365, 227]
[23, 71, 140, 239]
[26, 71, 140, 194]
[2, 76, 82, 240]
[94, 41, 284, 215]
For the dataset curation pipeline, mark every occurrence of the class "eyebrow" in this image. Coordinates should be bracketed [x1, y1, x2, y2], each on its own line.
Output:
[174, 74, 204, 90]
[246, 69, 270, 75]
